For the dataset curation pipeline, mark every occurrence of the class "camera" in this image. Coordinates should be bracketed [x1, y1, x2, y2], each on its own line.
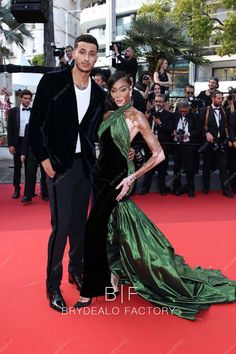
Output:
[134, 147, 145, 167]
[110, 41, 126, 53]
[142, 75, 150, 81]
[52, 46, 65, 58]
[213, 139, 228, 153]
[176, 129, 186, 143]
[188, 96, 203, 110]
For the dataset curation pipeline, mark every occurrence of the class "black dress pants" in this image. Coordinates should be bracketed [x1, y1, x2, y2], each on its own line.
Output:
[13, 137, 26, 187]
[173, 143, 196, 192]
[24, 150, 48, 198]
[228, 147, 236, 192]
[46, 158, 91, 291]
[202, 144, 228, 191]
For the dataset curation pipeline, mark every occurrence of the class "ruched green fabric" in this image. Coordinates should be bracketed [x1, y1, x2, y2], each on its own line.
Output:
[99, 103, 236, 320]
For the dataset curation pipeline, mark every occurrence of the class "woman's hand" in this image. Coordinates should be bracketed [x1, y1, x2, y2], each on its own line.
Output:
[115, 174, 136, 201]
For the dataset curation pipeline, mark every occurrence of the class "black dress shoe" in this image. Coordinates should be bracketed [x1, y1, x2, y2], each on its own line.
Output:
[160, 190, 167, 196]
[21, 196, 32, 203]
[42, 196, 49, 201]
[47, 289, 67, 312]
[202, 188, 209, 194]
[68, 273, 82, 291]
[12, 187, 20, 199]
[172, 189, 182, 196]
[73, 298, 92, 308]
[138, 189, 149, 195]
[223, 190, 234, 198]
[188, 191, 195, 198]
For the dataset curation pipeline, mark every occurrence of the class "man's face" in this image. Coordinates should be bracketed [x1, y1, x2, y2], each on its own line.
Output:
[212, 93, 223, 107]
[65, 47, 73, 60]
[208, 79, 218, 90]
[185, 87, 194, 98]
[73, 42, 98, 73]
[179, 107, 189, 117]
[21, 95, 32, 108]
[125, 47, 133, 59]
[154, 97, 165, 111]
[94, 75, 103, 87]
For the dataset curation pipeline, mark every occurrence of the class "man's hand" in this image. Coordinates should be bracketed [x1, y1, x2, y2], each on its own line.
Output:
[113, 44, 119, 56]
[9, 146, 15, 155]
[41, 158, 56, 178]
[206, 132, 214, 143]
[153, 117, 161, 125]
[128, 148, 135, 161]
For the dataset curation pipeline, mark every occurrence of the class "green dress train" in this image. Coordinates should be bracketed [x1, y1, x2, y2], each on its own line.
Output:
[80, 103, 236, 320]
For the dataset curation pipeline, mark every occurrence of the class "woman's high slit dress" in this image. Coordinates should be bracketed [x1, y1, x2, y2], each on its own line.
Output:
[80, 105, 236, 320]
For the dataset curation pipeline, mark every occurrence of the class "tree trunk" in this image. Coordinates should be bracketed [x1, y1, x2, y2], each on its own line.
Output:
[44, 0, 55, 67]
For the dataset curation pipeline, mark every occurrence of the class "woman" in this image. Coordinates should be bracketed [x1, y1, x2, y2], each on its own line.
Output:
[74, 72, 236, 320]
[153, 58, 172, 95]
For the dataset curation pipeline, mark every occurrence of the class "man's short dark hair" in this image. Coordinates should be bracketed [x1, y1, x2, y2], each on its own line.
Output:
[212, 90, 223, 98]
[185, 84, 194, 91]
[20, 89, 32, 98]
[74, 34, 99, 51]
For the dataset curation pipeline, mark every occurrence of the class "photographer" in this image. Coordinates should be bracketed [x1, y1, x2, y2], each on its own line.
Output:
[112, 44, 138, 83]
[197, 77, 219, 107]
[172, 99, 201, 197]
[199, 90, 233, 198]
[228, 110, 236, 194]
[135, 73, 152, 101]
[223, 87, 236, 114]
[139, 94, 174, 195]
[57, 45, 74, 69]
[184, 84, 203, 113]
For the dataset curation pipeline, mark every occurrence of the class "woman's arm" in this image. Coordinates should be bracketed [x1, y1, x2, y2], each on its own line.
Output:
[153, 71, 172, 87]
[116, 112, 165, 200]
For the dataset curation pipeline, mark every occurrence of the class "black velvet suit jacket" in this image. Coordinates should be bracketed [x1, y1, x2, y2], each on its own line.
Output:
[198, 106, 228, 141]
[229, 111, 236, 142]
[29, 68, 105, 175]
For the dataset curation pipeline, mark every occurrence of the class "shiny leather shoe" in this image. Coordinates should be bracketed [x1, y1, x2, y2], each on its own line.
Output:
[68, 273, 82, 291]
[12, 187, 20, 199]
[223, 190, 234, 198]
[188, 191, 195, 198]
[138, 189, 149, 195]
[202, 188, 209, 194]
[21, 196, 32, 203]
[47, 289, 67, 313]
[73, 298, 92, 308]
[42, 196, 49, 201]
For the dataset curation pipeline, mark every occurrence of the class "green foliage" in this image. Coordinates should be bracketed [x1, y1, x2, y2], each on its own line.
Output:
[137, 0, 236, 57]
[31, 54, 44, 66]
[0, 3, 32, 60]
[125, 14, 206, 73]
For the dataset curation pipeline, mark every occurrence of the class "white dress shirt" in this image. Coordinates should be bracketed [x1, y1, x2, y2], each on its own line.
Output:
[19, 104, 31, 137]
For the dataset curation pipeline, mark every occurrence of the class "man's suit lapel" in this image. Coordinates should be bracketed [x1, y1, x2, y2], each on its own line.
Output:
[16, 107, 20, 133]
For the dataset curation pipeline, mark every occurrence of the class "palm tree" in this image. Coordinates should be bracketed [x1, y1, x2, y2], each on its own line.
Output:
[125, 15, 206, 74]
[0, 2, 32, 64]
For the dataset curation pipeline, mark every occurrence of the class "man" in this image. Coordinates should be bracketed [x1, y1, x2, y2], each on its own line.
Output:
[29, 34, 105, 312]
[197, 77, 219, 107]
[172, 99, 201, 197]
[140, 94, 173, 195]
[7, 89, 32, 199]
[228, 110, 236, 194]
[112, 45, 138, 83]
[199, 90, 233, 198]
[59, 45, 75, 68]
[21, 123, 48, 203]
[94, 72, 108, 92]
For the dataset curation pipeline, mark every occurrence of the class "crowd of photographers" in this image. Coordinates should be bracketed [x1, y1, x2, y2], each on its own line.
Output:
[91, 45, 236, 198]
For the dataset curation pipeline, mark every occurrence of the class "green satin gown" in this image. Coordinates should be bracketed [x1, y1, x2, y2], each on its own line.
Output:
[80, 103, 236, 320]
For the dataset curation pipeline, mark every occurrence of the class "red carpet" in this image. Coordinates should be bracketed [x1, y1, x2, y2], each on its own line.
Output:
[0, 184, 236, 354]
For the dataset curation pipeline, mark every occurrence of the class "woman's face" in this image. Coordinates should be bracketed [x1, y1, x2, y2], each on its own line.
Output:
[162, 60, 168, 70]
[154, 84, 161, 95]
[110, 78, 131, 107]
